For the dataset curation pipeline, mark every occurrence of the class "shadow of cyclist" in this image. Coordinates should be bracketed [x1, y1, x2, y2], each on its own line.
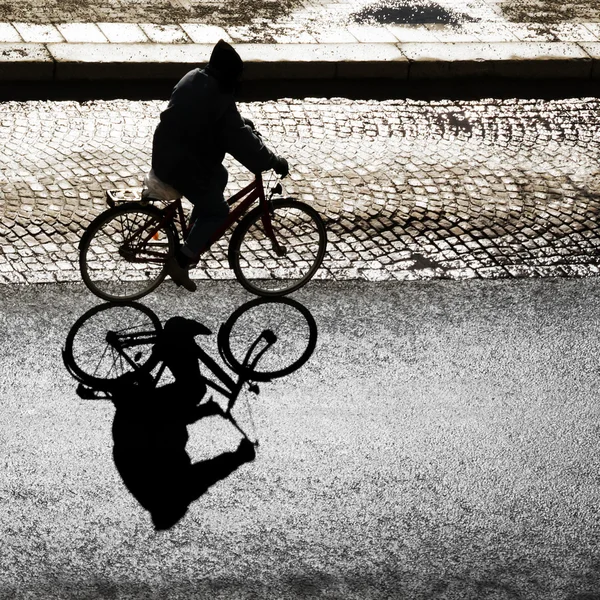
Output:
[63, 297, 318, 530]
[110, 316, 255, 531]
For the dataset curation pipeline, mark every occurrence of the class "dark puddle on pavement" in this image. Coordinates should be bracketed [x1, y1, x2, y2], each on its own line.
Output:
[63, 297, 317, 531]
[353, 1, 477, 25]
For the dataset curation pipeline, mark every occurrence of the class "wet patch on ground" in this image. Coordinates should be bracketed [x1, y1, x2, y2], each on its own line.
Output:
[352, 1, 477, 25]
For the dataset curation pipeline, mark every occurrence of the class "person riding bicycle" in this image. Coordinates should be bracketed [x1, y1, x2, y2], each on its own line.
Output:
[151, 39, 289, 292]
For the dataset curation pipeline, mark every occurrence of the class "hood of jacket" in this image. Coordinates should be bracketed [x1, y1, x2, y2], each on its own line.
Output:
[206, 40, 243, 93]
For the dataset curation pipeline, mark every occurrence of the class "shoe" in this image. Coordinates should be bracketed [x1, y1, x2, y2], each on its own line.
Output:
[166, 256, 197, 292]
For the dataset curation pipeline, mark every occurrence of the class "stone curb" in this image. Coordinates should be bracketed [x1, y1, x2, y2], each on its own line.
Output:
[0, 42, 597, 82]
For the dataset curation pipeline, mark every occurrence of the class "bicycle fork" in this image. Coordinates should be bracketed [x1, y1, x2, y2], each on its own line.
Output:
[262, 209, 287, 257]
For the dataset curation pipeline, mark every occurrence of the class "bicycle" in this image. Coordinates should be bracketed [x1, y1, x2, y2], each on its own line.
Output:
[79, 168, 328, 302]
[62, 297, 318, 443]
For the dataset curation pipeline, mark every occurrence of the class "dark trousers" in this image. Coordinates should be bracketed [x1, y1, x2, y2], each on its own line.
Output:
[178, 164, 230, 256]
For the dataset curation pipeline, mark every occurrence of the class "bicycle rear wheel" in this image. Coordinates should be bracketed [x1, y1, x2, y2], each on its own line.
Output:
[63, 302, 162, 389]
[228, 199, 327, 297]
[79, 202, 176, 302]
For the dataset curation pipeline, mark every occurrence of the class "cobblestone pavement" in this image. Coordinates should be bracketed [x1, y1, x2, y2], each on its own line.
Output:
[0, 97, 599, 284]
[1, 0, 600, 43]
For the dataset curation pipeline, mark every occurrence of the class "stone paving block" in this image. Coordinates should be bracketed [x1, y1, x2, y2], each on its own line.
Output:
[270, 23, 318, 44]
[577, 43, 600, 78]
[97, 23, 148, 43]
[0, 23, 21, 43]
[0, 43, 53, 80]
[425, 24, 480, 43]
[180, 24, 232, 44]
[225, 25, 268, 44]
[139, 24, 190, 44]
[400, 42, 592, 79]
[507, 23, 557, 42]
[237, 43, 330, 79]
[312, 28, 359, 44]
[334, 44, 408, 78]
[12, 23, 64, 43]
[274, 30, 319, 44]
[549, 23, 599, 42]
[346, 24, 401, 43]
[49, 43, 212, 80]
[384, 25, 441, 43]
[459, 23, 521, 42]
[494, 42, 593, 77]
[238, 43, 407, 79]
[583, 24, 600, 41]
[56, 23, 109, 43]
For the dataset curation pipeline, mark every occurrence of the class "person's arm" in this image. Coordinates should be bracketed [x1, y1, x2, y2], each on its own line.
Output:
[242, 116, 255, 130]
[220, 104, 281, 174]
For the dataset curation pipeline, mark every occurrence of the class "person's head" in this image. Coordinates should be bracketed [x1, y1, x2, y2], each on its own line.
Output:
[206, 40, 243, 93]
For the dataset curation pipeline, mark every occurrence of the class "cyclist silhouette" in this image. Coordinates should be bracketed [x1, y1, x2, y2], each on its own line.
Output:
[151, 40, 289, 292]
[111, 316, 255, 530]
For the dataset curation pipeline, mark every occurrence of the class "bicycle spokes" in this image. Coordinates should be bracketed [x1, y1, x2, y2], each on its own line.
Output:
[80, 203, 176, 302]
[63, 302, 162, 388]
[230, 199, 327, 296]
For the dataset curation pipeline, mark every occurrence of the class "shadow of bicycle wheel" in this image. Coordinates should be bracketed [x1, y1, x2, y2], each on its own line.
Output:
[218, 296, 318, 382]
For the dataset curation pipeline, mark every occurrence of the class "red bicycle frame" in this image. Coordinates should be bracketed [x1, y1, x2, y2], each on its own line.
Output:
[207, 172, 269, 245]
[169, 172, 282, 254]
[124, 173, 283, 261]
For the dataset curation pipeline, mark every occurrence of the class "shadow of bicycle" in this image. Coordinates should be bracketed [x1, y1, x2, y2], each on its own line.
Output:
[62, 297, 318, 530]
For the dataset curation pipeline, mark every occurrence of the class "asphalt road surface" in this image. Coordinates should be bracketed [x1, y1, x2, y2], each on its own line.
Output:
[0, 278, 599, 599]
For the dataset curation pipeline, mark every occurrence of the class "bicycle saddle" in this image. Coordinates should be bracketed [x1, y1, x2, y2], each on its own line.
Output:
[142, 169, 182, 201]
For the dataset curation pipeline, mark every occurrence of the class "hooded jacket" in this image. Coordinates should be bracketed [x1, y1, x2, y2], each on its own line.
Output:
[151, 41, 277, 188]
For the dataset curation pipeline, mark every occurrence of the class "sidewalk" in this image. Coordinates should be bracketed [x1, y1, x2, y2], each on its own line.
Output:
[2, 6, 600, 84]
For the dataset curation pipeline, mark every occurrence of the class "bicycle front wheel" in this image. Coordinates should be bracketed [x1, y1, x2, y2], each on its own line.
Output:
[218, 296, 317, 381]
[229, 199, 327, 296]
[80, 202, 176, 302]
